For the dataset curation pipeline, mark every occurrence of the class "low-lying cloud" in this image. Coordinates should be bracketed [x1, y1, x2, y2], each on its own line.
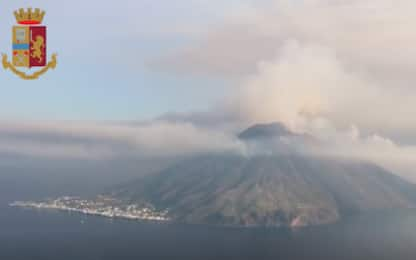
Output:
[0, 121, 244, 160]
[302, 123, 416, 182]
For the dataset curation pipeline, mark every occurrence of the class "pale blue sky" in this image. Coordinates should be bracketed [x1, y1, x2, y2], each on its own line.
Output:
[0, 1, 248, 120]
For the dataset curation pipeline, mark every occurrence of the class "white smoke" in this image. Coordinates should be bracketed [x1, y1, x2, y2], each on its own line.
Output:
[155, 0, 416, 180]
[232, 41, 416, 134]
[230, 41, 416, 180]
[160, 0, 416, 138]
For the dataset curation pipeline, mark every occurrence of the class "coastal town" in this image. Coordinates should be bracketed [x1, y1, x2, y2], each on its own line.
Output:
[10, 196, 170, 222]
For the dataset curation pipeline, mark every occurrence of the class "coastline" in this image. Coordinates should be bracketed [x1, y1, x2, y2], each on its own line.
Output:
[10, 197, 170, 222]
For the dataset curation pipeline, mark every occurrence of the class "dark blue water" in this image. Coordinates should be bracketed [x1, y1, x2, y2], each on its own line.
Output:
[1, 168, 416, 260]
[2, 199, 416, 260]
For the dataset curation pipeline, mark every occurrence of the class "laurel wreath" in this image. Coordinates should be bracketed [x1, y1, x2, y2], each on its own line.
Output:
[2, 53, 57, 80]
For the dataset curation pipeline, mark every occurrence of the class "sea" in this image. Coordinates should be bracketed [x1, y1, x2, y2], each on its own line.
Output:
[1, 170, 416, 260]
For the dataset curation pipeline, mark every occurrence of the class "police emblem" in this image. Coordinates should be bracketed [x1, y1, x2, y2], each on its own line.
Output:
[2, 8, 57, 80]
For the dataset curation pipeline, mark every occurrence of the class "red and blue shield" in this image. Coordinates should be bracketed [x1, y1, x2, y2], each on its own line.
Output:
[13, 26, 47, 68]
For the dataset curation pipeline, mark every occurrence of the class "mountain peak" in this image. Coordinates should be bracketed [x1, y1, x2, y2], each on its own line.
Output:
[238, 122, 293, 140]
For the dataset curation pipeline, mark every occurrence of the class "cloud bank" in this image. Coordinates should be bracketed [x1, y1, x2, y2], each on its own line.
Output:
[0, 121, 244, 160]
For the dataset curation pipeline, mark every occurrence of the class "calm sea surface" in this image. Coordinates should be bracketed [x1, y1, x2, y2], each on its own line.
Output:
[2, 199, 416, 260]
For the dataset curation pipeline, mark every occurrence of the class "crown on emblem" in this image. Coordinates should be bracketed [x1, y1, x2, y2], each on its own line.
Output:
[14, 8, 45, 25]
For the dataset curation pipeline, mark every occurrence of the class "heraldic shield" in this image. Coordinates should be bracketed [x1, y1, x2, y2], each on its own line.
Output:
[13, 26, 47, 67]
[2, 8, 57, 80]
